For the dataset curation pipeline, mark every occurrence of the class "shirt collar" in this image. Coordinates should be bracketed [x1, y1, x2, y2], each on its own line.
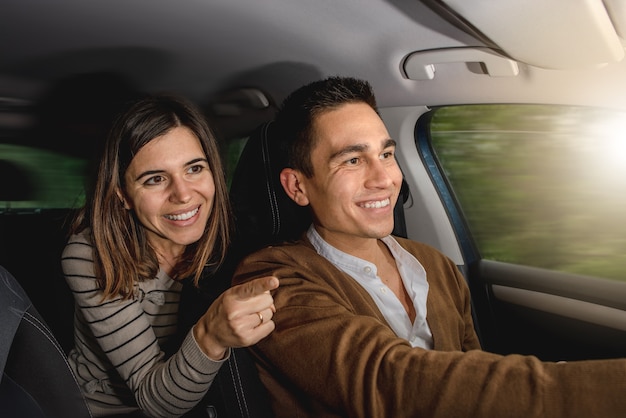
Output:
[307, 224, 396, 276]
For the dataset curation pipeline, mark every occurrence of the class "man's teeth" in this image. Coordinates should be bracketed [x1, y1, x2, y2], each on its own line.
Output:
[361, 199, 390, 209]
[165, 208, 198, 221]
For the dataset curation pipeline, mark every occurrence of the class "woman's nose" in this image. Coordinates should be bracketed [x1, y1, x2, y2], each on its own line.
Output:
[169, 177, 192, 203]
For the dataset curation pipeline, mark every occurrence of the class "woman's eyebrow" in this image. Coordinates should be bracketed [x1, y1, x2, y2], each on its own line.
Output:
[134, 157, 208, 181]
[134, 169, 164, 182]
[185, 157, 209, 167]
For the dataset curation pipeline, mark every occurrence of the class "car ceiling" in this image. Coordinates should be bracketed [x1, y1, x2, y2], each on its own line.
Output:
[2, 0, 626, 116]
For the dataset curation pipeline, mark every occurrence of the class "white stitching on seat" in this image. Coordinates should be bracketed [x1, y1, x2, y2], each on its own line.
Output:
[21, 312, 66, 361]
[20, 311, 94, 417]
[228, 350, 251, 417]
[260, 123, 281, 236]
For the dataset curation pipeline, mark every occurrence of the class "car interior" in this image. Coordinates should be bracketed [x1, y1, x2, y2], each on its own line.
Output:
[2, 0, 626, 416]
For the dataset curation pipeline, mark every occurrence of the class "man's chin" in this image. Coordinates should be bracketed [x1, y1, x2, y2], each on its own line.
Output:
[368, 224, 395, 239]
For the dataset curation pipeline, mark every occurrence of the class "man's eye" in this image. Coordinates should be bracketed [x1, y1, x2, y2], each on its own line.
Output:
[381, 150, 394, 159]
[346, 157, 359, 165]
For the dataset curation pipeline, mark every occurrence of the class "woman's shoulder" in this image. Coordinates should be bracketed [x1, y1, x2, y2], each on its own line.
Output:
[62, 229, 93, 256]
[61, 228, 96, 277]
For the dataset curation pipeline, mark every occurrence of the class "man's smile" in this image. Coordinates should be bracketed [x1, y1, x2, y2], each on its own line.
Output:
[359, 198, 391, 209]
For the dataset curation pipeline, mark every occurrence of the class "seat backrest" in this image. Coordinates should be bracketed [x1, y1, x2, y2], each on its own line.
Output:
[0, 264, 92, 417]
[170, 273, 274, 418]
[0, 209, 76, 354]
[229, 122, 313, 259]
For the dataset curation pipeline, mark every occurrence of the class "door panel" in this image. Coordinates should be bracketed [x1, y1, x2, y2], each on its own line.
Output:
[480, 259, 626, 360]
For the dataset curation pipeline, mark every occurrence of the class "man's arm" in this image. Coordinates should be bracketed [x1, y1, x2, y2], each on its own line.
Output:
[234, 242, 626, 418]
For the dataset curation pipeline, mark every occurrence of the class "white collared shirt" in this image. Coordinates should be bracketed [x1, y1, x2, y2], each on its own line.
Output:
[307, 226, 433, 349]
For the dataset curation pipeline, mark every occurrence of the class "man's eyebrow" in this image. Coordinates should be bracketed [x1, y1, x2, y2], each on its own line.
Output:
[328, 138, 396, 162]
[384, 138, 397, 148]
[329, 144, 368, 162]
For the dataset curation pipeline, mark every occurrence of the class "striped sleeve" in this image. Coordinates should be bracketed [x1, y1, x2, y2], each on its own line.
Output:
[62, 231, 226, 417]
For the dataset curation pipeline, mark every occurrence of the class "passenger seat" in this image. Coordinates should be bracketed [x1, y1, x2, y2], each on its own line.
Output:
[0, 264, 92, 417]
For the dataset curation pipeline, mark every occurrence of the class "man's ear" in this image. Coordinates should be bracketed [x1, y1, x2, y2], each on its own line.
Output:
[116, 189, 131, 210]
[279, 168, 310, 207]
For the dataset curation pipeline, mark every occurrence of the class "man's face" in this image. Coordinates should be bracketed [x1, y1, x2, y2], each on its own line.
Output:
[297, 102, 403, 252]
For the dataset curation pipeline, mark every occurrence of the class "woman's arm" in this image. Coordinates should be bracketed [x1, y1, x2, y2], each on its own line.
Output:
[63, 233, 223, 417]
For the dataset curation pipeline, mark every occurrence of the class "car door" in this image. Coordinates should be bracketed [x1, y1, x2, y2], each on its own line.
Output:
[407, 103, 626, 361]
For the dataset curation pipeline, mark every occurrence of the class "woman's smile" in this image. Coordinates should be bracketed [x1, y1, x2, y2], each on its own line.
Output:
[164, 206, 200, 221]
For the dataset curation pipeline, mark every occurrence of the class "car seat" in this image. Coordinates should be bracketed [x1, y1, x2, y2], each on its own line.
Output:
[229, 121, 313, 258]
[180, 121, 409, 418]
[0, 264, 92, 418]
[172, 271, 274, 418]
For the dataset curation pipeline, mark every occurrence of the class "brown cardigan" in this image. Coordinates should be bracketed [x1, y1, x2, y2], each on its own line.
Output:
[233, 236, 626, 418]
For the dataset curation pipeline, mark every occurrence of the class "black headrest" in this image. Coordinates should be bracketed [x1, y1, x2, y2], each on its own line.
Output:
[229, 122, 312, 257]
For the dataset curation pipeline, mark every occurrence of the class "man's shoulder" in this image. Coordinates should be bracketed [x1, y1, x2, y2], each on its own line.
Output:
[243, 239, 318, 262]
[392, 235, 444, 256]
[233, 238, 337, 287]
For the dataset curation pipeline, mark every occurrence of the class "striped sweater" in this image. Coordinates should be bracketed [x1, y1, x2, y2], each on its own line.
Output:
[61, 230, 226, 417]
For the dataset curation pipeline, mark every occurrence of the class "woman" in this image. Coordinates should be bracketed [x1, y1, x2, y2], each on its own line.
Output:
[61, 95, 278, 417]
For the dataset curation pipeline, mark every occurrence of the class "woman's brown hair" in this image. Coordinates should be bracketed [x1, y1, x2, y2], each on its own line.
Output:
[70, 94, 231, 299]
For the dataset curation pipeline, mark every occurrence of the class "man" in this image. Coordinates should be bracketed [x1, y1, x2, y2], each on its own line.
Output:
[232, 76, 626, 417]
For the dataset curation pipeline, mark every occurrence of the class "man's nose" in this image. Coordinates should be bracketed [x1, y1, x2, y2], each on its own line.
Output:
[365, 159, 395, 188]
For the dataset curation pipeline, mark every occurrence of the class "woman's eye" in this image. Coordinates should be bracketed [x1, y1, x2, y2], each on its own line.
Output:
[144, 175, 164, 186]
[187, 164, 204, 174]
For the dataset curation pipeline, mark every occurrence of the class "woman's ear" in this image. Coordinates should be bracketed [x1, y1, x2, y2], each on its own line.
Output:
[279, 168, 309, 207]
[116, 189, 131, 210]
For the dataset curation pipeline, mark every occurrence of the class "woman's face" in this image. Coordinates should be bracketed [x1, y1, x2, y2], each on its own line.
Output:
[119, 126, 215, 257]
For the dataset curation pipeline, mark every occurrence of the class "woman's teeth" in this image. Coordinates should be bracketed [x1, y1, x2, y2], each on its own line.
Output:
[165, 207, 198, 221]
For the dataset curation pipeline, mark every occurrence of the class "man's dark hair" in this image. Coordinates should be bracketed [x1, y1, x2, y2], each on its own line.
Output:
[274, 76, 378, 177]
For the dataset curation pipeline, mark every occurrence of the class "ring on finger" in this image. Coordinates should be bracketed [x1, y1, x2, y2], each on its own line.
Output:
[256, 311, 263, 327]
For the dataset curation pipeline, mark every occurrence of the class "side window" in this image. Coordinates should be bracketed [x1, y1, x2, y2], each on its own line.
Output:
[222, 136, 248, 190]
[0, 127, 249, 212]
[424, 104, 626, 282]
[0, 143, 87, 210]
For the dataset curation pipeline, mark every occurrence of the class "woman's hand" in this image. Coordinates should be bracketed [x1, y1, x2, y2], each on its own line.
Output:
[193, 275, 279, 360]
